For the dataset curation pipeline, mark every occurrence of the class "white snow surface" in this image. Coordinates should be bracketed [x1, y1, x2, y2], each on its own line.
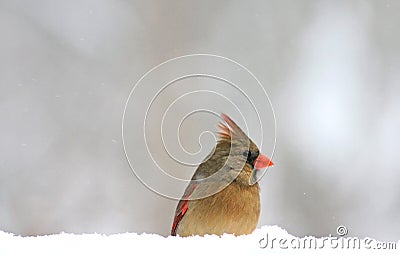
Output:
[0, 225, 398, 254]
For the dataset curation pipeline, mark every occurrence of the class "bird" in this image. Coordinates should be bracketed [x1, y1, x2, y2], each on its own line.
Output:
[171, 113, 274, 237]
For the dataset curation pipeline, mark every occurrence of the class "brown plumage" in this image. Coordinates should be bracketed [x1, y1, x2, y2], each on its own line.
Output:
[171, 113, 273, 237]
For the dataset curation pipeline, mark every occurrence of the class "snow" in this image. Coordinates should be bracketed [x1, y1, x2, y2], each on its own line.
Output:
[1, 226, 398, 254]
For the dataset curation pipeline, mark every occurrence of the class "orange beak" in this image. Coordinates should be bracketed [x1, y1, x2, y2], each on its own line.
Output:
[254, 154, 274, 170]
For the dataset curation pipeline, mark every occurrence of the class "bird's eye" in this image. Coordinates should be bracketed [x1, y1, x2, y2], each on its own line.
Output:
[242, 151, 251, 158]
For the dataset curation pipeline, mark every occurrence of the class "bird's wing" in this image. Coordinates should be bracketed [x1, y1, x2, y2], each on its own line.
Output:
[171, 182, 197, 236]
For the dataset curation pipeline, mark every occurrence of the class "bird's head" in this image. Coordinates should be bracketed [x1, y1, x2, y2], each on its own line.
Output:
[215, 113, 274, 186]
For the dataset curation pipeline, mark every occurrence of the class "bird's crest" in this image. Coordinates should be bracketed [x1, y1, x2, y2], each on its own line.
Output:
[217, 113, 247, 140]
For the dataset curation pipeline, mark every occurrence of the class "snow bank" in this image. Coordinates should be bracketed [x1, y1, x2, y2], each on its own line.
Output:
[0, 226, 398, 254]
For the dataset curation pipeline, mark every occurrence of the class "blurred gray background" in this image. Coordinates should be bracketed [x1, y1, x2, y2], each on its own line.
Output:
[1, 0, 399, 241]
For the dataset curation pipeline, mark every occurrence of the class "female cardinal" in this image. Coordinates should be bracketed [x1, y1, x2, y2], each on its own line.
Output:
[171, 113, 273, 236]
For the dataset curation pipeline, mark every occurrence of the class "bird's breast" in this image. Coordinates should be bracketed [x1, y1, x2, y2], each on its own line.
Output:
[176, 183, 260, 236]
